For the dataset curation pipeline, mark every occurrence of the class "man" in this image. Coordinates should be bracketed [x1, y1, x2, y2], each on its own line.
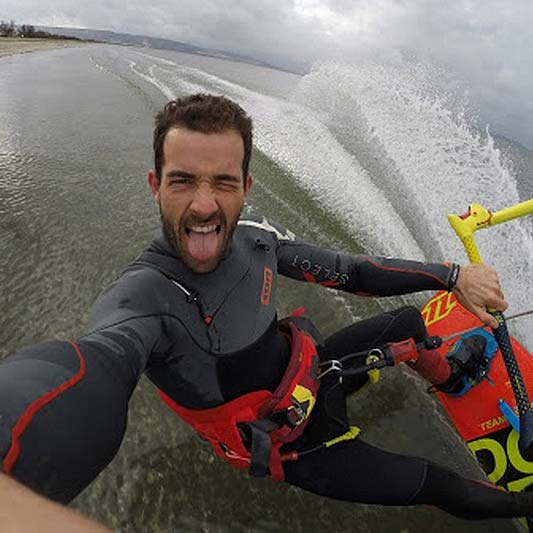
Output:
[0, 94, 531, 522]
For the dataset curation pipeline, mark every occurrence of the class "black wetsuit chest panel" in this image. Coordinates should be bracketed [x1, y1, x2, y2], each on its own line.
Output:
[144, 318, 290, 408]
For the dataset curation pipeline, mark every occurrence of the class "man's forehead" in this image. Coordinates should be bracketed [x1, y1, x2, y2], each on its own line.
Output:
[162, 127, 244, 173]
[164, 126, 242, 144]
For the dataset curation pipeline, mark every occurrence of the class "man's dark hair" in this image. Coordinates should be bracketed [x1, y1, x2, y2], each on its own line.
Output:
[153, 94, 253, 183]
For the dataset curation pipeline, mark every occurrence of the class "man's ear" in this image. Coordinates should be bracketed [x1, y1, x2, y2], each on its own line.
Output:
[244, 174, 253, 197]
[147, 170, 160, 200]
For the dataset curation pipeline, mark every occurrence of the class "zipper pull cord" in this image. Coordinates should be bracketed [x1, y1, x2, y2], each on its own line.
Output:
[171, 280, 212, 324]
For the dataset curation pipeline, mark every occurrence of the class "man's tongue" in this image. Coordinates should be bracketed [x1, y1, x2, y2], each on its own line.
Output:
[187, 229, 219, 261]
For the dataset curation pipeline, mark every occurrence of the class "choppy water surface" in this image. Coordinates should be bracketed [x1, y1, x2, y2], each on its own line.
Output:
[1, 44, 532, 532]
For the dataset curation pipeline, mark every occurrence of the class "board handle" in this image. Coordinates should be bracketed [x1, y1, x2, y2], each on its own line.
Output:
[448, 201, 533, 451]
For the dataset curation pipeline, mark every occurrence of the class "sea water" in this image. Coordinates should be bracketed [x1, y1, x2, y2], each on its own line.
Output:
[1, 44, 531, 532]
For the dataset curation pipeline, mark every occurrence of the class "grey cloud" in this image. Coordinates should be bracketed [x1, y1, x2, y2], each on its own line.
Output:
[313, 0, 533, 148]
[4, 0, 533, 147]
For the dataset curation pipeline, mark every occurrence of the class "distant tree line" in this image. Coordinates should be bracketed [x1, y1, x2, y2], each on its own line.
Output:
[0, 20, 81, 40]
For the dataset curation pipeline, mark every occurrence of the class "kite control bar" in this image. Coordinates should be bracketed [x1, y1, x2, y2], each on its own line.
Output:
[448, 199, 533, 451]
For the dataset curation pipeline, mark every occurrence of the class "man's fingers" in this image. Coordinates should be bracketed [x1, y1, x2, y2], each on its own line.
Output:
[491, 296, 508, 312]
[483, 292, 508, 312]
[453, 287, 503, 328]
[453, 263, 509, 321]
[476, 307, 500, 329]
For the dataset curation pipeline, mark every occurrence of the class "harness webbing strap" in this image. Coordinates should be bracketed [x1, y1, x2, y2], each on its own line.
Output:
[247, 419, 278, 477]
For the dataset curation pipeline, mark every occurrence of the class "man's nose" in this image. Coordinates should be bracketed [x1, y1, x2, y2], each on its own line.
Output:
[190, 182, 218, 219]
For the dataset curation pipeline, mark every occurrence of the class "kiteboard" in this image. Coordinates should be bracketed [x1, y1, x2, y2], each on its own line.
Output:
[420, 199, 533, 495]
[422, 290, 533, 492]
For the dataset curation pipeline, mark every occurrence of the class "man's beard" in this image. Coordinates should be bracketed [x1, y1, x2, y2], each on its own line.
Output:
[159, 206, 242, 273]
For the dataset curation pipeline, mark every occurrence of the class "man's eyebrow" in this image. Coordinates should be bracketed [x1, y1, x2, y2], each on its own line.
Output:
[164, 170, 241, 182]
[166, 170, 196, 178]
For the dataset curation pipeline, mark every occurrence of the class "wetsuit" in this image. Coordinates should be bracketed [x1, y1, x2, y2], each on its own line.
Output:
[0, 214, 532, 519]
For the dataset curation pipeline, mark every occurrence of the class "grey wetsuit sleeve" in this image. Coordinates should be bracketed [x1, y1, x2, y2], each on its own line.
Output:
[274, 226, 456, 296]
[0, 275, 166, 503]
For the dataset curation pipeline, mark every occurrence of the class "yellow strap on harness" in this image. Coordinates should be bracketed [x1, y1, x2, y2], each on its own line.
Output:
[366, 354, 381, 384]
[324, 425, 361, 447]
[291, 384, 316, 421]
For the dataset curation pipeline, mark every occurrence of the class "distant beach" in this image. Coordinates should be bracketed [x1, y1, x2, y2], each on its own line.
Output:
[0, 37, 87, 57]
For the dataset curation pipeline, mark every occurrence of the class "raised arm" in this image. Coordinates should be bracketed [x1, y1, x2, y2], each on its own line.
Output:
[274, 221, 506, 327]
[277, 238, 457, 295]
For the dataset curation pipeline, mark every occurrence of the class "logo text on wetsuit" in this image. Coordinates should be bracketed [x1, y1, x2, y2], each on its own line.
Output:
[261, 267, 273, 305]
[290, 255, 349, 286]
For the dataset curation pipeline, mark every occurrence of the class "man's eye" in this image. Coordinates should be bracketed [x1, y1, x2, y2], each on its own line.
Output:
[216, 177, 239, 188]
[170, 177, 192, 185]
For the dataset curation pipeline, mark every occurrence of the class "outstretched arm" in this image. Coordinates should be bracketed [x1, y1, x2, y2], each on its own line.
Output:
[0, 314, 159, 503]
[0, 265, 176, 502]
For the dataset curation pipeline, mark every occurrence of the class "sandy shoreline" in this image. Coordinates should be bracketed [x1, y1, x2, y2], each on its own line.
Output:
[0, 37, 88, 58]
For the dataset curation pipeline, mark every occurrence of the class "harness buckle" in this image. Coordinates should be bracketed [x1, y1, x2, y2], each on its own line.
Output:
[286, 400, 309, 427]
[367, 347, 384, 360]
[317, 359, 343, 380]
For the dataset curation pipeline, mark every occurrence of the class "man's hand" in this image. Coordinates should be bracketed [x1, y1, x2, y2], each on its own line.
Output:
[452, 264, 508, 329]
[0, 473, 110, 532]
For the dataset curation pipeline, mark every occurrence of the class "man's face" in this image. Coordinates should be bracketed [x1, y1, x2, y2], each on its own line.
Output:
[148, 127, 252, 273]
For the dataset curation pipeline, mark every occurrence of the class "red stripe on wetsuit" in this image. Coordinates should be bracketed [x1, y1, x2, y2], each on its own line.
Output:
[300, 257, 451, 294]
[2, 341, 86, 475]
[302, 271, 342, 287]
[362, 257, 449, 288]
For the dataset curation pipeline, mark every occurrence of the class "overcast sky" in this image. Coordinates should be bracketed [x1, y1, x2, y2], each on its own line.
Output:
[3, 0, 533, 149]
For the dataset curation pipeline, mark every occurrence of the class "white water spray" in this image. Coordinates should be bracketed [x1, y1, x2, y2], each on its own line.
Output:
[95, 48, 533, 350]
[293, 61, 533, 348]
